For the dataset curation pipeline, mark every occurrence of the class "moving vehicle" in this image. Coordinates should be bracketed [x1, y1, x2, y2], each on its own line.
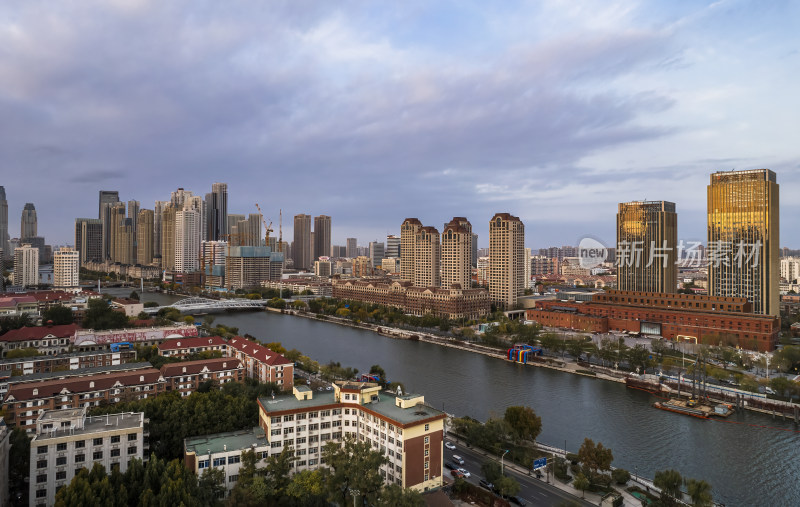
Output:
[445, 441, 456, 450]
[452, 455, 465, 465]
[479, 479, 494, 490]
[450, 469, 465, 479]
[457, 468, 470, 478]
[508, 496, 527, 506]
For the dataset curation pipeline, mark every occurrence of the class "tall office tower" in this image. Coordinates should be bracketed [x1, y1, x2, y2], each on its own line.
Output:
[369, 241, 385, 268]
[183, 195, 208, 242]
[489, 213, 525, 309]
[20, 203, 37, 240]
[114, 219, 135, 265]
[98, 191, 120, 218]
[313, 215, 331, 262]
[293, 214, 312, 270]
[175, 209, 201, 273]
[170, 187, 193, 208]
[137, 209, 154, 265]
[160, 204, 177, 271]
[524, 248, 532, 290]
[0, 186, 8, 259]
[74, 218, 103, 265]
[237, 214, 262, 247]
[13, 244, 39, 287]
[708, 169, 779, 316]
[413, 226, 440, 288]
[386, 235, 401, 258]
[400, 218, 422, 281]
[206, 182, 228, 241]
[53, 247, 80, 288]
[616, 201, 678, 294]
[346, 238, 357, 258]
[471, 233, 478, 268]
[441, 217, 472, 289]
[108, 203, 126, 263]
[153, 200, 169, 260]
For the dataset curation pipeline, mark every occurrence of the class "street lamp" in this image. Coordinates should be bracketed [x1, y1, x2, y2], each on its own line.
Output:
[501, 449, 509, 476]
[350, 488, 360, 507]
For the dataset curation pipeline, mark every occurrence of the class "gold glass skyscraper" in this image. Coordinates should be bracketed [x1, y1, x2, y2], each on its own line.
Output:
[708, 169, 779, 316]
[616, 201, 677, 294]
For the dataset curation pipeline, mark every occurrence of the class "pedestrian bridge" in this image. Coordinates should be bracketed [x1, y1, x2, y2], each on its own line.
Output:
[143, 297, 269, 314]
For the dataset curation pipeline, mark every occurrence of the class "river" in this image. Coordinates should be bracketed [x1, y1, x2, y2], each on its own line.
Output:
[126, 289, 798, 506]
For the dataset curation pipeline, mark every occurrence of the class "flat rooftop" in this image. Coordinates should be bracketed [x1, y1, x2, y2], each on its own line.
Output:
[5, 362, 152, 383]
[33, 411, 144, 441]
[185, 426, 266, 455]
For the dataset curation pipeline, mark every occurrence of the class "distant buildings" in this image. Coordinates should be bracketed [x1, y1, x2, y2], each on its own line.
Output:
[781, 257, 800, 283]
[0, 186, 8, 259]
[224, 246, 283, 290]
[175, 208, 201, 273]
[13, 244, 39, 288]
[489, 213, 524, 309]
[441, 217, 472, 289]
[293, 214, 312, 270]
[369, 241, 385, 269]
[346, 237, 357, 258]
[616, 200, 677, 294]
[136, 209, 154, 266]
[74, 218, 103, 265]
[53, 247, 79, 288]
[386, 234, 400, 258]
[414, 227, 440, 288]
[314, 215, 331, 261]
[400, 218, 422, 282]
[708, 169, 779, 316]
[206, 182, 228, 241]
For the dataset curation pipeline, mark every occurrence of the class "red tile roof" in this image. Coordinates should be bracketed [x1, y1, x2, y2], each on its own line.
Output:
[0, 324, 79, 342]
[4, 368, 164, 402]
[0, 295, 37, 306]
[157, 336, 227, 351]
[160, 358, 242, 377]
[228, 337, 292, 366]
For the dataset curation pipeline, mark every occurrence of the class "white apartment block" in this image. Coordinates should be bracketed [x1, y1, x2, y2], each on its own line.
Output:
[53, 247, 80, 288]
[14, 244, 39, 288]
[29, 408, 146, 507]
[175, 209, 201, 273]
[781, 257, 800, 283]
[184, 427, 270, 495]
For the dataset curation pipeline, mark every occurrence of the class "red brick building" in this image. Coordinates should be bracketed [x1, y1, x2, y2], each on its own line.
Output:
[160, 358, 244, 396]
[527, 289, 780, 351]
[227, 337, 293, 390]
[0, 324, 80, 357]
[157, 336, 228, 358]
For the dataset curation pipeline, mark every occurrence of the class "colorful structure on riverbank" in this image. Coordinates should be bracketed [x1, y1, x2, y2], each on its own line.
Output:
[507, 344, 542, 364]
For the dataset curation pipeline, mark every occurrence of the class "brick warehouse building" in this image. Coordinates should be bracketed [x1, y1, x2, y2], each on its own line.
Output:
[527, 289, 779, 351]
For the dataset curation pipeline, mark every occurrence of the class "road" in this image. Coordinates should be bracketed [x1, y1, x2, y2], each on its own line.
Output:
[443, 440, 594, 507]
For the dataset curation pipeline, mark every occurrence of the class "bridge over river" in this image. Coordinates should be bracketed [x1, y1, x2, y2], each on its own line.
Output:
[142, 297, 269, 315]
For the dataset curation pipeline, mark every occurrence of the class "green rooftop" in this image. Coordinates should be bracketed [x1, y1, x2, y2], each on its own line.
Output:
[184, 426, 266, 455]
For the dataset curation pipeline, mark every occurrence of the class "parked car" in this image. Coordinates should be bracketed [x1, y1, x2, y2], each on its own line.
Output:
[479, 479, 494, 490]
[445, 441, 456, 450]
[765, 387, 776, 395]
[452, 455, 465, 465]
[445, 462, 457, 470]
[450, 469, 465, 479]
[508, 496, 527, 506]
[457, 468, 470, 478]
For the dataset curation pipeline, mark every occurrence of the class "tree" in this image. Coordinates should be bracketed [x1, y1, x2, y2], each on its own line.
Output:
[285, 469, 327, 505]
[321, 434, 389, 505]
[265, 444, 296, 494]
[265, 342, 287, 354]
[504, 406, 542, 443]
[375, 484, 425, 507]
[5, 347, 41, 359]
[654, 469, 683, 507]
[573, 472, 590, 498]
[612, 468, 631, 485]
[686, 478, 713, 507]
[495, 475, 520, 497]
[42, 305, 74, 325]
[627, 344, 651, 372]
[369, 364, 387, 380]
[567, 340, 584, 361]
[577, 438, 613, 485]
[8, 427, 30, 505]
[83, 298, 129, 330]
[481, 461, 502, 483]
[129, 290, 140, 300]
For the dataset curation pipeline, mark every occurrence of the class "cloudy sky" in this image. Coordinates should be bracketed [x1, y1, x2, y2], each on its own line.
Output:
[1, 0, 798, 249]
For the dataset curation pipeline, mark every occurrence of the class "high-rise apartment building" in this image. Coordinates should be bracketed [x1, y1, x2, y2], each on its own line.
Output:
[524, 247, 532, 290]
[53, 247, 80, 288]
[708, 169, 779, 316]
[109, 203, 134, 265]
[226, 214, 245, 244]
[471, 233, 478, 268]
[489, 213, 525, 309]
[202, 241, 227, 267]
[160, 204, 177, 272]
[99, 191, 120, 260]
[20, 203, 37, 241]
[225, 246, 283, 289]
[98, 191, 120, 218]
[0, 186, 8, 259]
[293, 214, 312, 270]
[153, 200, 169, 261]
[386, 235, 401, 259]
[616, 201, 678, 294]
[781, 257, 800, 283]
[74, 218, 103, 265]
[14, 244, 39, 288]
[206, 182, 228, 241]
[401, 218, 422, 282]
[175, 209, 201, 273]
[184, 195, 207, 243]
[170, 187, 192, 208]
[369, 241, 385, 268]
[346, 238, 357, 258]
[414, 226, 440, 288]
[313, 215, 331, 261]
[441, 217, 472, 289]
[137, 209, 154, 266]
[234, 214, 262, 247]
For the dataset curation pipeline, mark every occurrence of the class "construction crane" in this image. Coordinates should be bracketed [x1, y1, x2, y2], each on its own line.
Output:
[254, 203, 274, 247]
[278, 209, 283, 252]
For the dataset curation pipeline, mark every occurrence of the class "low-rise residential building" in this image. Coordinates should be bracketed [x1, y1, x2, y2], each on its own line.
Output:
[72, 325, 198, 350]
[29, 408, 146, 507]
[256, 382, 445, 492]
[226, 337, 293, 390]
[157, 336, 228, 358]
[332, 278, 490, 320]
[0, 348, 138, 378]
[184, 427, 269, 494]
[110, 298, 144, 317]
[0, 295, 38, 317]
[261, 278, 333, 297]
[160, 358, 244, 397]
[0, 324, 80, 357]
[2, 365, 165, 431]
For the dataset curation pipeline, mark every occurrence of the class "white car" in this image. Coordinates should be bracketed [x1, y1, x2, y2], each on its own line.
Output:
[457, 468, 470, 478]
[445, 442, 456, 450]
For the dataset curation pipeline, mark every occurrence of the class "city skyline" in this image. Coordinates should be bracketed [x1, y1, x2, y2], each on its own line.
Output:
[0, 2, 798, 247]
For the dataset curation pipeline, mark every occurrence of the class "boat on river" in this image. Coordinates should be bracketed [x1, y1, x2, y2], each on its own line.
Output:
[654, 398, 734, 419]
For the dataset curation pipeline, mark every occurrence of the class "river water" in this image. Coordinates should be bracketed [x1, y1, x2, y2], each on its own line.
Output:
[129, 289, 798, 506]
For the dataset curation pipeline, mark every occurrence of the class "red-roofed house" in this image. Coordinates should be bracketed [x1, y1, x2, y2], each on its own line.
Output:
[227, 337, 293, 390]
[0, 324, 79, 357]
[0, 295, 38, 316]
[160, 358, 244, 396]
[157, 336, 228, 358]
[2, 368, 166, 431]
